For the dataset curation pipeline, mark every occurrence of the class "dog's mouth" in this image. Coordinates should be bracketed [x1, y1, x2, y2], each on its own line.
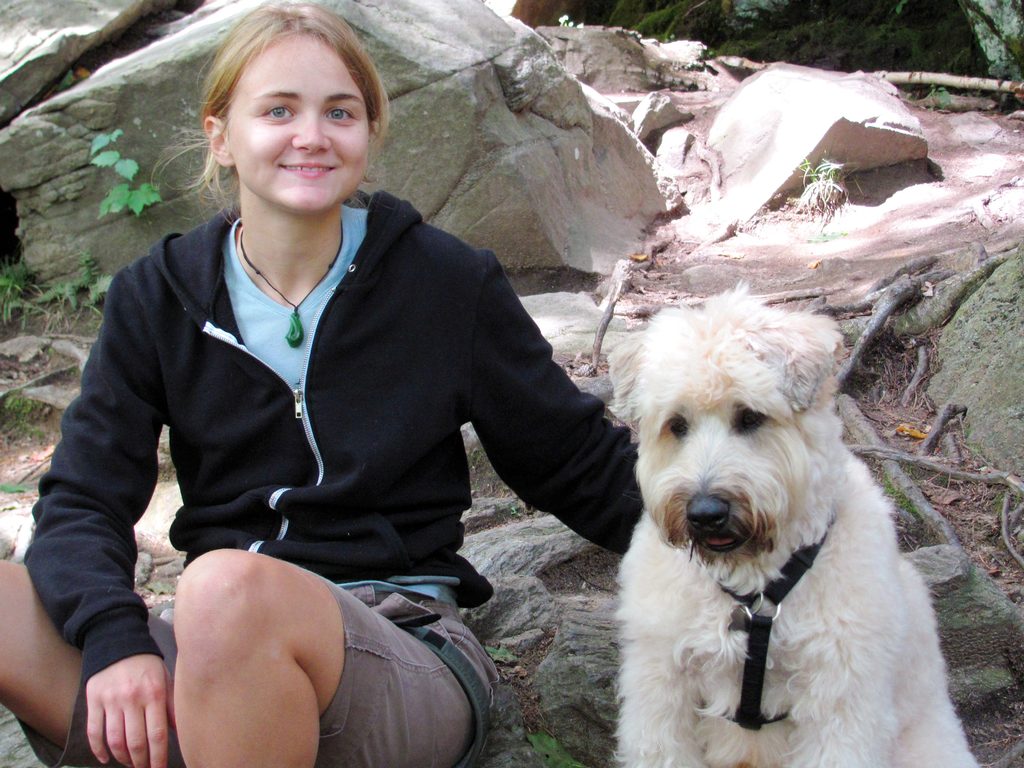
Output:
[701, 534, 746, 553]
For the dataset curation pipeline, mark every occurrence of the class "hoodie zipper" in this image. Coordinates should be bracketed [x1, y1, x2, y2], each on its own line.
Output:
[201, 285, 340, 548]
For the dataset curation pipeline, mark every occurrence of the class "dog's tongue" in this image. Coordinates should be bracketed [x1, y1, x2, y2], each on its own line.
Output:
[707, 537, 735, 548]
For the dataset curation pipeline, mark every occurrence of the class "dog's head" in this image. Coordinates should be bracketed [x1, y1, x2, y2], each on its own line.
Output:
[609, 287, 843, 563]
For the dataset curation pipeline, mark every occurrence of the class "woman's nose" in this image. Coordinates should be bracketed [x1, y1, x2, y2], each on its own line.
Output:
[292, 115, 328, 150]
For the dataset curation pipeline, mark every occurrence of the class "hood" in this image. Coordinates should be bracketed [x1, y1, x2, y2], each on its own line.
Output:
[150, 191, 424, 333]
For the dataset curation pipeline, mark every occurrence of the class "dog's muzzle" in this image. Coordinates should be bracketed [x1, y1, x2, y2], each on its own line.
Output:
[686, 493, 747, 553]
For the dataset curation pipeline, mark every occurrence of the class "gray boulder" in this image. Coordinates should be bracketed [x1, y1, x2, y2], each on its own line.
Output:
[707, 62, 928, 223]
[0, 0, 666, 282]
[537, 25, 706, 93]
[0, 0, 175, 126]
[927, 249, 1024, 474]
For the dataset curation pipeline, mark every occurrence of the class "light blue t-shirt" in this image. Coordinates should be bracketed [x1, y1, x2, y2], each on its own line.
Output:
[223, 206, 368, 385]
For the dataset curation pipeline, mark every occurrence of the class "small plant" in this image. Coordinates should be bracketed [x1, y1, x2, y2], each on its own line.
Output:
[797, 158, 848, 225]
[558, 14, 579, 27]
[35, 255, 112, 315]
[527, 732, 589, 768]
[90, 129, 162, 218]
[0, 262, 37, 324]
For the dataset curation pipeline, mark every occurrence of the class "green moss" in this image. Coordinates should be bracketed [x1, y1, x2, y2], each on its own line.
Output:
[0, 394, 50, 439]
[881, 476, 918, 520]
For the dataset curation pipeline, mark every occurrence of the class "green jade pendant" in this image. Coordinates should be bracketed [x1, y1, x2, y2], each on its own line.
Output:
[286, 310, 304, 348]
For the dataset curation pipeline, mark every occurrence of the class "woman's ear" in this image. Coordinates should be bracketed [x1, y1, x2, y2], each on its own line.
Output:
[204, 116, 234, 167]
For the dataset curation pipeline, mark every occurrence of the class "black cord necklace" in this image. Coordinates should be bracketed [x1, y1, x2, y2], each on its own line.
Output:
[238, 224, 339, 348]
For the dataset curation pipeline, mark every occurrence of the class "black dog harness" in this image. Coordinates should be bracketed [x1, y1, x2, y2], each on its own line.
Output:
[721, 535, 826, 730]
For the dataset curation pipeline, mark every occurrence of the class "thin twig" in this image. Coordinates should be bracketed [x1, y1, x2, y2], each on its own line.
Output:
[899, 344, 929, 407]
[999, 495, 1024, 573]
[919, 403, 966, 456]
[837, 275, 918, 391]
[848, 444, 1024, 496]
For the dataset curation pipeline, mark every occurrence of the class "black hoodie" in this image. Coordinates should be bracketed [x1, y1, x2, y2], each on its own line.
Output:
[26, 192, 641, 682]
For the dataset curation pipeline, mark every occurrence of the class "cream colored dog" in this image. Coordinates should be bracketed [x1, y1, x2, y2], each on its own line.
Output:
[608, 289, 977, 768]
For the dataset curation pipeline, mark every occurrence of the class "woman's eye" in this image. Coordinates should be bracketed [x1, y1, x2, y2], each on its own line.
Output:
[268, 106, 290, 119]
[735, 408, 767, 434]
[327, 107, 351, 120]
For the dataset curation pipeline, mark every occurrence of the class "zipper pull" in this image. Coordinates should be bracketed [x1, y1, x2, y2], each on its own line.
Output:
[293, 389, 303, 419]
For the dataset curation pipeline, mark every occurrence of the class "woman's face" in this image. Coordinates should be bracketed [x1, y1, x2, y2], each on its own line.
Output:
[206, 35, 371, 223]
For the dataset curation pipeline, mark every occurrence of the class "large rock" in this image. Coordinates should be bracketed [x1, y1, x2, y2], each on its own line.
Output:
[927, 249, 1024, 474]
[537, 25, 707, 93]
[707, 62, 928, 223]
[0, 0, 667, 282]
[960, 0, 1024, 79]
[0, 0, 175, 127]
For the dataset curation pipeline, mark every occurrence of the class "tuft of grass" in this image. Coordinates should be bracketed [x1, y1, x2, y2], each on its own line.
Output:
[797, 158, 848, 225]
[0, 255, 112, 330]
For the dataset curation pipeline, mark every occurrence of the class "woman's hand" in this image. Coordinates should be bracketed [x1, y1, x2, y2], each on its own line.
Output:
[85, 654, 175, 768]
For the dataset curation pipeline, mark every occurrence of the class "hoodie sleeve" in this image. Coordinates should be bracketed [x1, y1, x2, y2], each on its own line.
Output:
[468, 252, 642, 553]
[26, 266, 167, 682]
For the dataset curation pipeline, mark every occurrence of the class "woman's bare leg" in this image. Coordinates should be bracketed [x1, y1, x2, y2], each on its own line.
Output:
[172, 550, 346, 768]
[0, 560, 83, 745]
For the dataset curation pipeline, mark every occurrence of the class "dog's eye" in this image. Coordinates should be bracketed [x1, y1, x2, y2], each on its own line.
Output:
[666, 415, 689, 438]
[735, 408, 767, 433]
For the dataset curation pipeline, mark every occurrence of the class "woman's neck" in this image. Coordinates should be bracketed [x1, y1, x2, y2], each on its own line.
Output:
[236, 209, 343, 304]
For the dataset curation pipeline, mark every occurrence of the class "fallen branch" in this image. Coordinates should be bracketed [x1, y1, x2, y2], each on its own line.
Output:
[876, 70, 1024, 99]
[899, 344, 929, 407]
[0, 364, 79, 405]
[999, 495, 1024, 573]
[847, 444, 1024, 497]
[867, 254, 938, 297]
[837, 275, 918, 390]
[918, 403, 966, 456]
[590, 259, 632, 370]
[754, 288, 827, 305]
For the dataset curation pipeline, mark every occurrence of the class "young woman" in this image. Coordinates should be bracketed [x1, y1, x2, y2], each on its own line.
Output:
[0, 4, 641, 768]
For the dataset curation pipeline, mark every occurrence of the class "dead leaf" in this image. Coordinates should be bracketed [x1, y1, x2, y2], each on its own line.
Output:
[807, 260, 821, 269]
[629, 252, 649, 263]
[896, 423, 928, 440]
[927, 487, 963, 506]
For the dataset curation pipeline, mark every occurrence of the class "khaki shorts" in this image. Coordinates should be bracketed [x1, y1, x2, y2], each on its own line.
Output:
[20, 579, 497, 768]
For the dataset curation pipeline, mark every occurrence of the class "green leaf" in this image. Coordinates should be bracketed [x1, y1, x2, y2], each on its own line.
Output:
[90, 129, 123, 156]
[527, 733, 588, 768]
[114, 158, 139, 181]
[485, 646, 518, 664]
[99, 183, 132, 217]
[0, 483, 31, 494]
[91, 150, 121, 168]
[88, 274, 113, 304]
[127, 183, 162, 216]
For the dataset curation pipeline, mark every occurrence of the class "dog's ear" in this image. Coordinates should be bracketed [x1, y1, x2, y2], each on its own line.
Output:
[747, 311, 843, 412]
[608, 334, 645, 421]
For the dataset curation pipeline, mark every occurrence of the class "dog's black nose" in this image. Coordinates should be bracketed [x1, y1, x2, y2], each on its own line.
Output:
[686, 494, 730, 531]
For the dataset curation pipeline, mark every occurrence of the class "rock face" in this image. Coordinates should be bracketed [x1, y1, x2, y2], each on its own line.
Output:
[0, 0, 176, 126]
[0, 0, 667, 281]
[707, 63, 928, 222]
[927, 249, 1024, 474]
[959, 0, 1024, 78]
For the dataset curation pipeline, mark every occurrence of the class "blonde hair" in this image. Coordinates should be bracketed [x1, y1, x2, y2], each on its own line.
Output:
[196, 2, 389, 207]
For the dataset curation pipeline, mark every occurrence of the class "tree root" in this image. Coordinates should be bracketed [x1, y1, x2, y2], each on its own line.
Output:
[836, 275, 917, 390]
[999, 495, 1024, 574]
[919, 403, 966, 456]
[899, 344, 929, 407]
[847, 444, 1024, 497]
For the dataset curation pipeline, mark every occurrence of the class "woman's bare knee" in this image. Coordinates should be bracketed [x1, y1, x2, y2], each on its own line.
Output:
[0, 561, 82, 743]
